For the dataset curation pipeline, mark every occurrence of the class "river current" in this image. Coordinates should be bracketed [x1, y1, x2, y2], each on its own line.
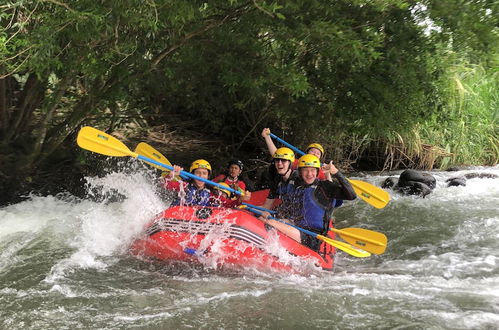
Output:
[1, 164, 498, 329]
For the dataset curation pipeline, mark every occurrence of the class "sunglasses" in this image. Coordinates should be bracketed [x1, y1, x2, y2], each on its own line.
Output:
[274, 159, 289, 163]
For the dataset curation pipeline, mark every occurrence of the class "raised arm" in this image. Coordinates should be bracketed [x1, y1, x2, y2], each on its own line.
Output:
[261, 128, 277, 156]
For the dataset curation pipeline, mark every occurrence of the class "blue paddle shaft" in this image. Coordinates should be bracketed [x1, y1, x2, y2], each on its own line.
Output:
[136, 154, 242, 195]
[270, 133, 330, 167]
[242, 203, 277, 214]
[269, 133, 305, 157]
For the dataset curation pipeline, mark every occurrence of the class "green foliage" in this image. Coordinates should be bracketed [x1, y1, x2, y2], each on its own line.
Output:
[420, 60, 498, 166]
[0, 0, 497, 196]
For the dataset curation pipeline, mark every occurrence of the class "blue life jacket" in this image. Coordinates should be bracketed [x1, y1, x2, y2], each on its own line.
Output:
[172, 183, 211, 207]
[277, 179, 338, 232]
[298, 184, 337, 230]
[275, 178, 300, 220]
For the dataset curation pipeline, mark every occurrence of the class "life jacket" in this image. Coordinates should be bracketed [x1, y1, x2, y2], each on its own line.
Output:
[299, 184, 337, 231]
[214, 174, 246, 197]
[275, 178, 300, 220]
[172, 182, 212, 207]
[277, 179, 337, 232]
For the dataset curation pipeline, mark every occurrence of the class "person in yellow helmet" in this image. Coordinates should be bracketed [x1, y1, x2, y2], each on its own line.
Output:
[258, 147, 296, 212]
[165, 160, 251, 207]
[164, 159, 213, 206]
[260, 154, 356, 251]
[214, 182, 231, 199]
[261, 128, 327, 180]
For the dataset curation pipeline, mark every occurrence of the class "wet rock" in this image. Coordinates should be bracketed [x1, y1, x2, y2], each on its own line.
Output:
[446, 177, 466, 187]
[445, 172, 497, 188]
[385, 169, 437, 198]
[398, 169, 436, 189]
[398, 181, 433, 198]
[382, 177, 398, 189]
[464, 172, 498, 180]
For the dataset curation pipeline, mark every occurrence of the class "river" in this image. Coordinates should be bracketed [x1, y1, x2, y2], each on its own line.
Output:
[1, 164, 498, 329]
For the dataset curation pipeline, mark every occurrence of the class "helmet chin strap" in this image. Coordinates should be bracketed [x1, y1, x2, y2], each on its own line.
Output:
[278, 161, 292, 177]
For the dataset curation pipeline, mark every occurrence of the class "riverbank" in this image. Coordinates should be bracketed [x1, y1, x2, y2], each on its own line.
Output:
[1, 122, 493, 207]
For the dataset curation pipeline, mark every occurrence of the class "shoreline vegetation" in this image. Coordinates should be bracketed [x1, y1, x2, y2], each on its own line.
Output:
[1, 1, 497, 205]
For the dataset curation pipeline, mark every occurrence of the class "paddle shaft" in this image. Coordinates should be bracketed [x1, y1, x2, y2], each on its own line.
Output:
[242, 202, 277, 214]
[247, 208, 327, 240]
[244, 203, 386, 253]
[269, 133, 390, 208]
[137, 155, 243, 196]
[246, 207, 370, 257]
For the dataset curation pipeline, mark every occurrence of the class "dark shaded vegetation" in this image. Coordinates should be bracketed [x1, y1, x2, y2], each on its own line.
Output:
[1, 0, 497, 205]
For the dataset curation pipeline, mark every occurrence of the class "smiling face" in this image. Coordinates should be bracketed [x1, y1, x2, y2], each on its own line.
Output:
[274, 158, 291, 175]
[228, 164, 242, 178]
[192, 168, 209, 188]
[307, 147, 322, 159]
[300, 167, 318, 184]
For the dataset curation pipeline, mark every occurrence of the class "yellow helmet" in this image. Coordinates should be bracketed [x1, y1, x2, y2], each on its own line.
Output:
[273, 147, 295, 162]
[215, 182, 231, 196]
[189, 159, 212, 173]
[297, 154, 321, 169]
[306, 143, 324, 156]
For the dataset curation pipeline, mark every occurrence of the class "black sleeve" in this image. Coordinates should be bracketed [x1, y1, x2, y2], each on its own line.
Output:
[267, 178, 279, 199]
[315, 172, 356, 203]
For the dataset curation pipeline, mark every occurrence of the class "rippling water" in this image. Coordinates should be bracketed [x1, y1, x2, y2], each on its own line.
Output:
[1, 166, 498, 329]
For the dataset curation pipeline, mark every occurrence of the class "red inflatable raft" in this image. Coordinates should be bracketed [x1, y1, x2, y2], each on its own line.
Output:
[130, 206, 336, 273]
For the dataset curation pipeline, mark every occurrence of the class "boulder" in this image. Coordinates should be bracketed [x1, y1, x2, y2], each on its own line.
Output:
[381, 177, 398, 189]
[446, 177, 466, 187]
[390, 169, 437, 198]
[398, 169, 436, 190]
[464, 172, 498, 180]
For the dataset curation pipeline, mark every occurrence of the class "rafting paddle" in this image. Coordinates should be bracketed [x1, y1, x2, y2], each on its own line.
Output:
[245, 208, 370, 258]
[134, 142, 173, 171]
[267, 133, 390, 209]
[329, 228, 387, 255]
[77, 126, 244, 196]
[135, 142, 189, 179]
[242, 203, 387, 255]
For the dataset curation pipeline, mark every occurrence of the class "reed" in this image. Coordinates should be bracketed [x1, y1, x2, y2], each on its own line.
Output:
[330, 62, 497, 170]
[420, 62, 498, 167]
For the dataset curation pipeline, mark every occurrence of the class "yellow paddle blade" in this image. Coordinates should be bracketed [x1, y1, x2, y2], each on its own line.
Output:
[331, 228, 387, 255]
[317, 234, 371, 258]
[77, 126, 137, 158]
[134, 142, 172, 171]
[348, 179, 390, 209]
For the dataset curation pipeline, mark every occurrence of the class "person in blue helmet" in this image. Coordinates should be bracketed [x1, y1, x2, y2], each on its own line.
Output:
[259, 154, 356, 250]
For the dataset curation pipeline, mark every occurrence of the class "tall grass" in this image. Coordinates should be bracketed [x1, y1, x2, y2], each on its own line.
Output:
[363, 62, 499, 170]
[331, 61, 498, 171]
[419, 62, 499, 168]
